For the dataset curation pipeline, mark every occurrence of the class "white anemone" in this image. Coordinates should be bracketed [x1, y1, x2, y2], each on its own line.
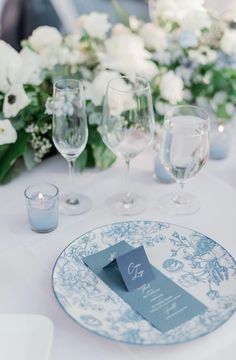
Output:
[3, 85, 31, 118]
[0, 120, 17, 145]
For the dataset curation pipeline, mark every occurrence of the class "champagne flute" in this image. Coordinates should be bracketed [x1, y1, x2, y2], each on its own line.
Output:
[101, 76, 155, 215]
[52, 79, 92, 215]
[159, 105, 209, 215]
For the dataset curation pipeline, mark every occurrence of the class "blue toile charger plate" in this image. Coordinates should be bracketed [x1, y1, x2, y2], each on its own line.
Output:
[52, 221, 236, 345]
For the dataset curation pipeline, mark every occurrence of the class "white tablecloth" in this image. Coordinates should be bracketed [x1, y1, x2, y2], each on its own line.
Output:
[0, 139, 236, 359]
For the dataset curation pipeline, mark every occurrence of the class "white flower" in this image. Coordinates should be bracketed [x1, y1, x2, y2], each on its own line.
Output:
[65, 34, 81, 49]
[19, 48, 43, 85]
[0, 40, 22, 93]
[129, 16, 143, 32]
[153, 51, 171, 65]
[99, 33, 158, 80]
[86, 70, 120, 106]
[28, 26, 62, 53]
[183, 89, 192, 101]
[46, 90, 75, 117]
[112, 23, 131, 36]
[0, 120, 17, 145]
[140, 23, 167, 52]
[106, 78, 136, 116]
[196, 96, 209, 108]
[220, 29, 236, 57]
[160, 71, 184, 104]
[77, 12, 111, 39]
[189, 46, 217, 65]
[3, 85, 31, 118]
[155, 101, 172, 115]
[152, 0, 211, 33]
[39, 48, 58, 70]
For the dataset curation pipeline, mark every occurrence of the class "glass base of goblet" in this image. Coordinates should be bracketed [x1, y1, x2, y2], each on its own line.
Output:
[106, 192, 146, 216]
[60, 193, 92, 216]
[157, 192, 200, 216]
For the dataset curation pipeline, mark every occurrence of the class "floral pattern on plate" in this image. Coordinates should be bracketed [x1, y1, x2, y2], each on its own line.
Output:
[52, 221, 236, 345]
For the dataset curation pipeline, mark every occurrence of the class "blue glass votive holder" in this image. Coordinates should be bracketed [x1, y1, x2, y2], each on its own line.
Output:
[209, 124, 231, 160]
[24, 183, 59, 233]
[153, 154, 174, 184]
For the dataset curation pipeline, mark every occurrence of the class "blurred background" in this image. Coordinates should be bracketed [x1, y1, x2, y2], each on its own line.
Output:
[0, 0, 234, 51]
[0, 0, 148, 50]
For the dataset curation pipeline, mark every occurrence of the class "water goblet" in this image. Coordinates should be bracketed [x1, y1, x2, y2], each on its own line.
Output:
[159, 105, 210, 215]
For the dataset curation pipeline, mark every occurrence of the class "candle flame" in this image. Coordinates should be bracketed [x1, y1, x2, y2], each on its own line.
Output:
[38, 193, 44, 201]
[218, 124, 224, 133]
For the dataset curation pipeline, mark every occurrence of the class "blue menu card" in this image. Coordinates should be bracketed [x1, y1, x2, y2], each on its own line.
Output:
[83, 241, 207, 332]
[104, 245, 155, 291]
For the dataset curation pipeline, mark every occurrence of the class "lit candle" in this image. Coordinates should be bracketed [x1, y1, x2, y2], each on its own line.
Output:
[24, 184, 59, 233]
[209, 124, 231, 160]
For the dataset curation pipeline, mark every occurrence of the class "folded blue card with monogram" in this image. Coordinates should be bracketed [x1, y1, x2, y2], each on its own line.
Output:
[83, 241, 207, 332]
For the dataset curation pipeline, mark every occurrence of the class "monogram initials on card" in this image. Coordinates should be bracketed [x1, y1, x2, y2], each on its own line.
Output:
[128, 262, 144, 280]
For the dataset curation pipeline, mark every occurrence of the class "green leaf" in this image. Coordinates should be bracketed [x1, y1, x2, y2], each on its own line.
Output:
[112, 0, 129, 26]
[86, 144, 96, 167]
[0, 131, 29, 183]
[88, 125, 101, 145]
[216, 104, 229, 120]
[0, 144, 10, 160]
[1, 159, 24, 185]
[23, 145, 37, 171]
[93, 143, 116, 169]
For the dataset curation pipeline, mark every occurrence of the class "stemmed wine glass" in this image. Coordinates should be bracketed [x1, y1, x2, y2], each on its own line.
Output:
[101, 76, 155, 215]
[52, 79, 92, 215]
[159, 105, 210, 215]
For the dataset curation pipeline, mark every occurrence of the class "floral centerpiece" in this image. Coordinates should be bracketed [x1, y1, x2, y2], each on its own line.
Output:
[0, 0, 236, 183]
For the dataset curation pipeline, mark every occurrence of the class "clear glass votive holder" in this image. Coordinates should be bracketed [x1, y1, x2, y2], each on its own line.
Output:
[24, 183, 59, 233]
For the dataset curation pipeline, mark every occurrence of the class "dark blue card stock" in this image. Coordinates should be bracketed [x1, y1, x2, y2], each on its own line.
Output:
[104, 245, 155, 291]
[83, 241, 207, 332]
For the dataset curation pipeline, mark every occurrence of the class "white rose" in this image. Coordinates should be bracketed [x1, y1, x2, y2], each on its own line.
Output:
[221, 29, 236, 56]
[3, 85, 31, 118]
[86, 70, 121, 106]
[77, 12, 111, 39]
[180, 8, 211, 33]
[19, 48, 43, 85]
[140, 23, 167, 52]
[160, 71, 184, 104]
[39, 47, 60, 70]
[0, 119, 17, 145]
[112, 23, 131, 36]
[28, 26, 62, 53]
[152, 0, 211, 33]
[99, 33, 158, 80]
[65, 34, 81, 49]
[0, 40, 22, 92]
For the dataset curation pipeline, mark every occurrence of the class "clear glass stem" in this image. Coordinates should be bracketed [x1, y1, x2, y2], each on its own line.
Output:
[172, 182, 188, 205]
[122, 159, 133, 205]
[67, 159, 79, 205]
